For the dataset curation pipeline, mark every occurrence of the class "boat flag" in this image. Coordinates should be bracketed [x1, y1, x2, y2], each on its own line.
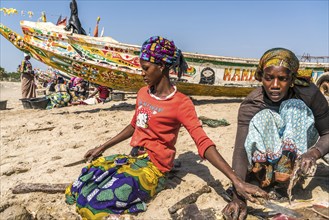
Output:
[27, 11, 34, 18]
[57, 16, 67, 26]
[93, 16, 100, 37]
[56, 15, 62, 25]
[100, 27, 105, 37]
[38, 11, 47, 22]
[0, 8, 18, 16]
[1, 8, 34, 18]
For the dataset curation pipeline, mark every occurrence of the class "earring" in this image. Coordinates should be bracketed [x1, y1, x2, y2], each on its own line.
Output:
[290, 83, 294, 88]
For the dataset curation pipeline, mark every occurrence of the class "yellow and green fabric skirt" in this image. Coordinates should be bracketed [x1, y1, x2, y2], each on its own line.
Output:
[47, 92, 71, 109]
[65, 153, 166, 219]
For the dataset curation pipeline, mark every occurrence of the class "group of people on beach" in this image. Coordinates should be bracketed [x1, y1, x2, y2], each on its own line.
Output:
[44, 76, 112, 109]
[57, 36, 329, 219]
[19, 57, 113, 109]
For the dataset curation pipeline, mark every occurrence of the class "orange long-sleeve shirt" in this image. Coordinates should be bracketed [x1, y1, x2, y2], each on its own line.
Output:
[130, 86, 215, 173]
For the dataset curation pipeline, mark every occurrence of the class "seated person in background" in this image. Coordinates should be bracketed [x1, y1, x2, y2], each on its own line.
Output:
[89, 85, 112, 103]
[68, 76, 77, 90]
[74, 77, 83, 86]
[47, 77, 71, 109]
[45, 79, 56, 95]
[72, 85, 112, 105]
[222, 48, 329, 220]
[42, 80, 48, 88]
[71, 80, 88, 102]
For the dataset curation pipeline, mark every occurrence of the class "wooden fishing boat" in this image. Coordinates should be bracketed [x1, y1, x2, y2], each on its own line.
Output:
[1, 21, 328, 97]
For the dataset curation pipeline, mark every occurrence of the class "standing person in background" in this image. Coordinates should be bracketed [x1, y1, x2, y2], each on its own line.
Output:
[65, 36, 268, 219]
[20, 53, 36, 98]
[222, 48, 329, 220]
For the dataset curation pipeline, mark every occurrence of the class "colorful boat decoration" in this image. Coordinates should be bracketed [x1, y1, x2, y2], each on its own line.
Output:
[1, 21, 328, 97]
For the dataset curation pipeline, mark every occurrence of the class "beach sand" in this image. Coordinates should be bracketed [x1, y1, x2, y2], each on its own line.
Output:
[0, 81, 328, 219]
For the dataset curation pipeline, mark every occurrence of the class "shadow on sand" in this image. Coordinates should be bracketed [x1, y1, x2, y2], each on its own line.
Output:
[191, 97, 244, 105]
[166, 151, 229, 199]
[53, 102, 136, 115]
[51, 96, 244, 115]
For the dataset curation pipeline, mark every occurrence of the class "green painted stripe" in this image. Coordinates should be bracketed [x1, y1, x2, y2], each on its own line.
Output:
[185, 57, 257, 67]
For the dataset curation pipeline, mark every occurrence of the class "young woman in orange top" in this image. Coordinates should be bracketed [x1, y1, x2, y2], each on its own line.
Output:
[65, 36, 267, 219]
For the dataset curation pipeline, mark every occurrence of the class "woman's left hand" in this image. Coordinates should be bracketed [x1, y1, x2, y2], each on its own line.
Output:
[233, 181, 268, 203]
[299, 148, 321, 176]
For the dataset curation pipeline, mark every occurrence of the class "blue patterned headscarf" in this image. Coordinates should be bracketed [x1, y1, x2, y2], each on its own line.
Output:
[139, 36, 188, 79]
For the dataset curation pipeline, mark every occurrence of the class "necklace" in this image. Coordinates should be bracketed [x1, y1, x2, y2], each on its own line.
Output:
[149, 86, 177, 100]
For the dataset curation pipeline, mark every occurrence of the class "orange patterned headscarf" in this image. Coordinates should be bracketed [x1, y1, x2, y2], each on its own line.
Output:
[255, 48, 311, 86]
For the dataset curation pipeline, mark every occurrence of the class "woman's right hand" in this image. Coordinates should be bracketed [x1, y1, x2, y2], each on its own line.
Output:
[84, 145, 105, 162]
[222, 197, 247, 220]
[233, 180, 268, 203]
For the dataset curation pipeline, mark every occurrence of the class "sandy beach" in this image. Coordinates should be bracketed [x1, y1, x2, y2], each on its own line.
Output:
[0, 81, 328, 219]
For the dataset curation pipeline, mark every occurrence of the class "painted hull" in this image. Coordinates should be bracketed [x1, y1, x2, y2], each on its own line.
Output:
[1, 21, 328, 97]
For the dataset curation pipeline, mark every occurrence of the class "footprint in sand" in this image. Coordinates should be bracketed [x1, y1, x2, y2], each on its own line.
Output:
[0, 204, 33, 219]
[73, 125, 83, 129]
[1, 162, 31, 176]
[51, 156, 62, 161]
[2, 166, 30, 176]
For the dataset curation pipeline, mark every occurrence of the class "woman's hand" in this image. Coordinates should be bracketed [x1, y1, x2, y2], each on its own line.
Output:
[203, 146, 267, 202]
[233, 180, 268, 203]
[222, 197, 247, 220]
[83, 124, 134, 162]
[299, 148, 321, 176]
[84, 145, 105, 162]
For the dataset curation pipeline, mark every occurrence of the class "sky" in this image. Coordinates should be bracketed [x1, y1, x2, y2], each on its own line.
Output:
[0, 0, 328, 72]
